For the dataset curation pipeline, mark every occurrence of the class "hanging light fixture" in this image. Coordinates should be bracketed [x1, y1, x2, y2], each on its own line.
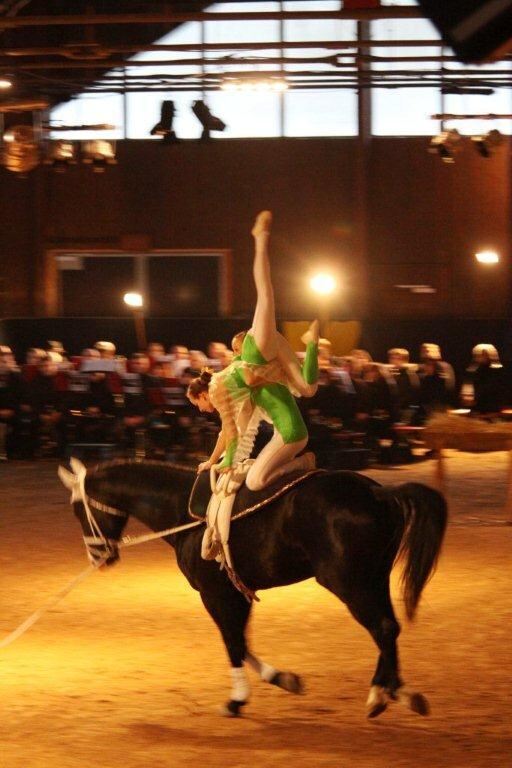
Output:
[471, 129, 503, 158]
[150, 100, 178, 143]
[191, 100, 226, 140]
[428, 129, 462, 163]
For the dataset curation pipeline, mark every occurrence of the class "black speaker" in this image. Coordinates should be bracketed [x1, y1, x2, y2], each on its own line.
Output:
[417, 0, 512, 62]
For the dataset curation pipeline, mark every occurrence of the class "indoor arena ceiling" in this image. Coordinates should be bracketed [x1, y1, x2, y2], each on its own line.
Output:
[0, 1, 511, 110]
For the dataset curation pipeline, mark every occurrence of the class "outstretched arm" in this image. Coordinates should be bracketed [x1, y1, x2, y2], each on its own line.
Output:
[197, 430, 226, 473]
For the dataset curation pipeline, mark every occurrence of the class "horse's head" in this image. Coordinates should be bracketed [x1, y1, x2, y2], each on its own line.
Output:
[58, 458, 128, 568]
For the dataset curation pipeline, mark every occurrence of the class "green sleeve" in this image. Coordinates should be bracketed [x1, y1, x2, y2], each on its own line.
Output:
[217, 436, 238, 469]
[302, 341, 319, 385]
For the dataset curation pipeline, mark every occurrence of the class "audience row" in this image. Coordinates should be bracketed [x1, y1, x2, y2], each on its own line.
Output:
[0, 336, 508, 463]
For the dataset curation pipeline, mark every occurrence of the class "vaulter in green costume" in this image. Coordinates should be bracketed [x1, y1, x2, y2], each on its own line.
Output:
[187, 210, 319, 491]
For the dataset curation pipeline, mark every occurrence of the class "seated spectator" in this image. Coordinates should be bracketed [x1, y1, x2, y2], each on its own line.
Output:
[147, 342, 165, 363]
[207, 341, 227, 371]
[169, 345, 190, 377]
[0, 346, 18, 371]
[301, 365, 357, 427]
[80, 347, 101, 360]
[461, 344, 508, 415]
[21, 354, 65, 456]
[418, 343, 456, 392]
[0, 349, 22, 459]
[355, 363, 398, 445]
[120, 353, 154, 453]
[387, 347, 420, 422]
[21, 348, 46, 384]
[64, 366, 116, 444]
[47, 340, 71, 369]
[318, 338, 333, 370]
[347, 349, 373, 381]
[95, 340, 116, 359]
[181, 350, 208, 385]
[418, 358, 454, 422]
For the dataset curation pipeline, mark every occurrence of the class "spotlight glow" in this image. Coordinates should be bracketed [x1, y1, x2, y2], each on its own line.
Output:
[0, 78, 12, 89]
[475, 250, 499, 264]
[123, 292, 143, 308]
[310, 273, 336, 296]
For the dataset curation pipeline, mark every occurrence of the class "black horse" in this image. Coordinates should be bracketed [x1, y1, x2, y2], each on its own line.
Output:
[59, 458, 447, 719]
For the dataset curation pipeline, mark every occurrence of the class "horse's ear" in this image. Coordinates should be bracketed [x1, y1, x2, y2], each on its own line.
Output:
[70, 457, 86, 477]
[58, 465, 76, 490]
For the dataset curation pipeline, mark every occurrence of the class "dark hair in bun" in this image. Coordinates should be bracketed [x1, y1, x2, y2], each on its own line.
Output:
[187, 367, 213, 399]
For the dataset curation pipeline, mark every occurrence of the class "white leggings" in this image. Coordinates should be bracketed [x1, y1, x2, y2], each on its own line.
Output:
[250, 230, 317, 398]
[245, 432, 309, 492]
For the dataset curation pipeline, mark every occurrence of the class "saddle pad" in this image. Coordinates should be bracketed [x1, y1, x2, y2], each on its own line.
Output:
[188, 468, 324, 522]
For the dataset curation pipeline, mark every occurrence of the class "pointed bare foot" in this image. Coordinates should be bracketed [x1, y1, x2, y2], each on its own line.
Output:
[301, 319, 320, 346]
[252, 210, 272, 237]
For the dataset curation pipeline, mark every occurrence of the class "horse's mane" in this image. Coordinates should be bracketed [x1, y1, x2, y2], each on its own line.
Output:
[84, 458, 196, 511]
[89, 457, 196, 476]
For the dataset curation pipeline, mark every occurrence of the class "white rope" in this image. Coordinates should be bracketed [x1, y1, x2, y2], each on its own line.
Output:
[120, 519, 202, 547]
[0, 518, 204, 651]
[0, 560, 101, 650]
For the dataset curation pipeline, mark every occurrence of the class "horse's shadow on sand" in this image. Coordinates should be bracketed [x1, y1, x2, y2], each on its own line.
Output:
[127, 714, 434, 753]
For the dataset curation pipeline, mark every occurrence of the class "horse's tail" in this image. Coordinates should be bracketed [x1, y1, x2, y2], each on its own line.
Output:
[381, 483, 447, 621]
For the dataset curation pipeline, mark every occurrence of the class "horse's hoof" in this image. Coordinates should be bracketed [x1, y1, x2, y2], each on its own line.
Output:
[367, 701, 388, 719]
[366, 685, 388, 719]
[409, 692, 430, 716]
[397, 687, 430, 717]
[220, 699, 247, 718]
[270, 672, 305, 695]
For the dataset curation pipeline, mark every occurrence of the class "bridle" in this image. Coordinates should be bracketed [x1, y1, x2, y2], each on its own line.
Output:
[74, 464, 128, 567]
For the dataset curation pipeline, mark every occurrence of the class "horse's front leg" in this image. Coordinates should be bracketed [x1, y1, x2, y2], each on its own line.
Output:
[245, 651, 304, 695]
[200, 585, 253, 717]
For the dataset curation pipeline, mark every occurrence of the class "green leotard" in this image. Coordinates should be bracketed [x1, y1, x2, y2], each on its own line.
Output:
[214, 333, 318, 469]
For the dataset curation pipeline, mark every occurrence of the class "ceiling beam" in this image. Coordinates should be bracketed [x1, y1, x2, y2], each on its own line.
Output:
[0, 8, 424, 29]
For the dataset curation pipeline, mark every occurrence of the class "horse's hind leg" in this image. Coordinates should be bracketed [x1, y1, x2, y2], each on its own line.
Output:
[348, 586, 430, 718]
[317, 567, 426, 718]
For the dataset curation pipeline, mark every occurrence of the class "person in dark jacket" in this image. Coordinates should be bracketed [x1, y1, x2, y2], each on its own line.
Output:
[461, 344, 508, 415]
[0, 350, 22, 459]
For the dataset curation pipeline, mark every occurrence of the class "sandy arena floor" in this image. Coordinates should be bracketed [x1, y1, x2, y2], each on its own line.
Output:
[0, 452, 511, 768]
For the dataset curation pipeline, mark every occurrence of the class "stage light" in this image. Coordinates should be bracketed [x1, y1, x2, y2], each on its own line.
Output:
[191, 100, 226, 140]
[471, 129, 503, 158]
[310, 273, 336, 296]
[428, 129, 462, 163]
[81, 139, 116, 172]
[43, 140, 77, 172]
[475, 250, 499, 264]
[150, 100, 178, 143]
[123, 292, 144, 308]
[0, 78, 12, 89]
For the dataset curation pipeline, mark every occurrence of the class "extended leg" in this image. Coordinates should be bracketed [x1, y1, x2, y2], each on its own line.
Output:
[249, 211, 278, 361]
